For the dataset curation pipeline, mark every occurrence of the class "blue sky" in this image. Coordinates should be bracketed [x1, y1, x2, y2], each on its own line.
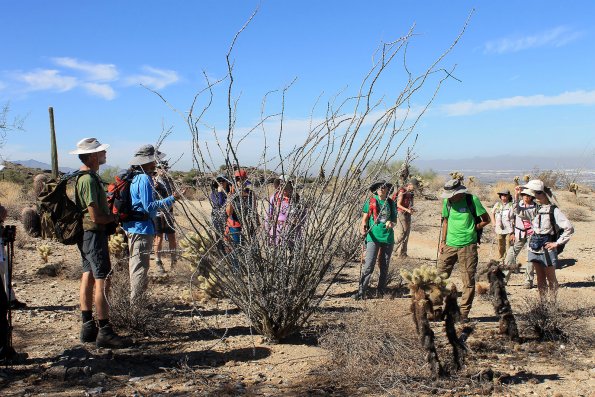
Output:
[1, 1, 594, 171]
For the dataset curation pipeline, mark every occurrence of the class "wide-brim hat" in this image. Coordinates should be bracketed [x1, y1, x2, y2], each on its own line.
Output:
[129, 144, 166, 166]
[407, 178, 420, 187]
[497, 189, 511, 196]
[69, 137, 110, 155]
[369, 180, 393, 193]
[520, 188, 536, 198]
[523, 179, 545, 192]
[441, 179, 467, 199]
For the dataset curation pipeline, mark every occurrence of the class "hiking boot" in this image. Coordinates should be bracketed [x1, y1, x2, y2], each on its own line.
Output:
[9, 299, 27, 309]
[459, 314, 470, 324]
[155, 260, 166, 276]
[96, 324, 132, 349]
[80, 320, 99, 343]
[523, 282, 533, 289]
[0, 347, 28, 365]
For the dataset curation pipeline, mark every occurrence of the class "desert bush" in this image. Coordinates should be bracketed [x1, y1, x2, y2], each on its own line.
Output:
[107, 259, 170, 336]
[563, 206, 589, 223]
[534, 169, 561, 188]
[319, 304, 431, 392]
[519, 294, 594, 346]
[0, 181, 28, 219]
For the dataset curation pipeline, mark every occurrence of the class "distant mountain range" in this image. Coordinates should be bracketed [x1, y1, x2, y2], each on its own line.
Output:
[9, 159, 118, 174]
[414, 154, 594, 172]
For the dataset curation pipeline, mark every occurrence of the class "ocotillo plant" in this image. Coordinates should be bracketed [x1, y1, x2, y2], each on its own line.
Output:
[149, 13, 470, 341]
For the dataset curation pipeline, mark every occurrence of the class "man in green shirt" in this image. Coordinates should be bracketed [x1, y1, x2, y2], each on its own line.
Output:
[436, 179, 490, 322]
[70, 138, 130, 349]
[353, 180, 397, 300]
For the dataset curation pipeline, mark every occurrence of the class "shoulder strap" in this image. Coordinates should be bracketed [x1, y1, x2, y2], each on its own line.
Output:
[549, 205, 560, 234]
[466, 194, 477, 218]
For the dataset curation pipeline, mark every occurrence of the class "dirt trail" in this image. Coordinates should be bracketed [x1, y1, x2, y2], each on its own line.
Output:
[1, 191, 594, 396]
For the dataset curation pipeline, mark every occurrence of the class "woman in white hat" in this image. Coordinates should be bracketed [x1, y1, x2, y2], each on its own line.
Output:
[507, 187, 537, 288]
[514, 180, 574, 296]
[490, 189, 514, 263]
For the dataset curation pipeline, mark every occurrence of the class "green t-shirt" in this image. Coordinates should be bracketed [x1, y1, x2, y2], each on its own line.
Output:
[76, 173, 109, 231]
[441, 194, 487, 248]
[362, 195, 397, 244]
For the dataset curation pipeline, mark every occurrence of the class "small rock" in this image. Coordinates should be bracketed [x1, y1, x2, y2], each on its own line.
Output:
[129, 377, 143, 382]
[85, 386, 104, 396]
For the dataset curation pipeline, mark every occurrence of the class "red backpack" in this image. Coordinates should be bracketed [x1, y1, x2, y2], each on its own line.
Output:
[107, 171, 149, 223]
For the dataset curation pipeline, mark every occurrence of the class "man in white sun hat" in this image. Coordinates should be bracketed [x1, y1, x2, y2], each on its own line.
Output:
[70, 137, 131, 348]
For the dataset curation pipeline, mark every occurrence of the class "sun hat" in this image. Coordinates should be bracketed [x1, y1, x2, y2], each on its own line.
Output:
[497, 189, 511, 196]
[369, 180, 393, 193]
[0, 164, 5, 172]
[68, 137, 110, 155]
[441, 179, 467, 199]
[523, 179, 545, 192]
[520, 188, 536, 198]
[279, 174, 293, 183]
[215, 174, 231, 184]
[128, 144, 166, 166]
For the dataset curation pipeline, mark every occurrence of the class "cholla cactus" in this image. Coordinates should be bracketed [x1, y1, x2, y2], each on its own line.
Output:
[569, 183, 579, 195]
[523, 174, 531, 183]
[179, 231, 213, 267]
[449, 171, 464, 181]
[37, 244, 52, 263]
[108, 234, 128, 257]
[400, 264, 449, 292]
[196, 274, 223, 298]
[467, 176, 476, 185]
[513, 176, 520, 186]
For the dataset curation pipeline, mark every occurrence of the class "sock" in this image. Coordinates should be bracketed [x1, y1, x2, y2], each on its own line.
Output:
[81, 310, 93, 323]
[98, 319, 110, 328]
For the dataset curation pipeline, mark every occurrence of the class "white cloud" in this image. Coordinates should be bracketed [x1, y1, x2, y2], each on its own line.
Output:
[125, 66, 180, 90]
[442, 90, 595, 116]
[82, 83, 116, 100]
[52, 57, 119, 81]
[484, 26, 582, 54]
[17, 69, 78, 92]
[0, 81, 6, 91]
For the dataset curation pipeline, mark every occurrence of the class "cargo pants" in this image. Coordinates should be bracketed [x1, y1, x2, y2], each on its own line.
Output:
[436, 243, 478, 317]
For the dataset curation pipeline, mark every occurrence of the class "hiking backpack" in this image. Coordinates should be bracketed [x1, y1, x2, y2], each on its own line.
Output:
[106, 170, 149, 223]
[548, 205, 567, 254]
[368, 196, 395, 224]
[37, 171, 95, 245]
[445, 193, 483, 244]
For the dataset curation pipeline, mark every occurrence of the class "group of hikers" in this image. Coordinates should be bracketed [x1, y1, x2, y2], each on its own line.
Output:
[0, 135, 576, 360]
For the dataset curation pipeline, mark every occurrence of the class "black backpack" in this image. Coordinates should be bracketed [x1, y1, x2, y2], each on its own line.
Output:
[446, 193, 483, 244]
[37, 171, 99, 245]
[548, 205, 566, 254]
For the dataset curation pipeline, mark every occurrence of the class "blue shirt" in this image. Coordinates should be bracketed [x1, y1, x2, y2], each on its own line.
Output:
[122, 173, 175, 235]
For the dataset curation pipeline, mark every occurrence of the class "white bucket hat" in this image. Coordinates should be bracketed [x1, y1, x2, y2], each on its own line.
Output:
[129, 144, 166, 166]
[69, 137, 110, 154]
[523, 179, 545, 192]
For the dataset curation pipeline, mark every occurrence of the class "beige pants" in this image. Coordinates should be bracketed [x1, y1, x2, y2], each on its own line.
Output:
[395, 212, 411, 256]
[436, 244, 478, 317]
[496, 234, 511, 262]
[126, 232, 154, 303]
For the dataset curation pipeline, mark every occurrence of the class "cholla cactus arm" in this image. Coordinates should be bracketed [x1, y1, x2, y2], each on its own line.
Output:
[37, 244, 52, 263]
[108, 234, 128, 257]
[523, 174, 531, 183]
[180, 231, 213, 268]
[513, 176, 520, 185]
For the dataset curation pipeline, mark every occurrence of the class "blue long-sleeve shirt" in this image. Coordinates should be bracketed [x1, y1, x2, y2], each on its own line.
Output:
[122, 173, 175, 235]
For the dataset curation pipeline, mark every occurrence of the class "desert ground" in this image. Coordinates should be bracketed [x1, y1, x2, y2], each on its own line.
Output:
[1, 180, 594, 396]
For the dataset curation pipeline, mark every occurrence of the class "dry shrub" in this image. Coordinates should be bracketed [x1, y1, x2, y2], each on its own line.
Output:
[475, 282, 489, 295]
[534, 169, 562, 188]
[0, 181, 28, 220]
[491, 181, 515, 198]
[107, 259, 170, 336]
[519, 294, 594, 347]
[563, 207, 589, 223]
[319, 304, 430, 392]
[567, 194, 594, 210]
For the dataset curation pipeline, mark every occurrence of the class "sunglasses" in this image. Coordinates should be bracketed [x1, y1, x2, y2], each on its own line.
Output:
[534, 190, 544, 195]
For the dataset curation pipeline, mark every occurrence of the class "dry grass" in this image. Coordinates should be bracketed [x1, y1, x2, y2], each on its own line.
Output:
[0, 180, 29, 220]
[563, 207, 590, 223]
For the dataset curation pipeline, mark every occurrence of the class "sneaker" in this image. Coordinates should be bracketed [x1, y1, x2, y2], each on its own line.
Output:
[96, 324, 132, 349]
[523, 282, 533, 289]
[80, 320, 99, 343]
[9, 299, 27, 309]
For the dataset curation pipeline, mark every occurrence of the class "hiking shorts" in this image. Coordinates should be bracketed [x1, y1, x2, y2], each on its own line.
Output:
[528, 249, 558, 268]
[155, 215, 176, 235]
[77, 230, 111, 279]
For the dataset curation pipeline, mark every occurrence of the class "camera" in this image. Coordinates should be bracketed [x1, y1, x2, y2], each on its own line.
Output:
[1, 225, 16, 245]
